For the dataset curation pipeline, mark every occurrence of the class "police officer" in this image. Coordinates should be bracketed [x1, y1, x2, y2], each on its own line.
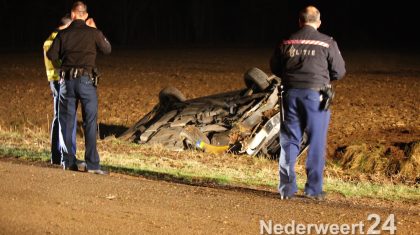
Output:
[43, 14, 78, 165]
[270, 6, 345, 200]
[47, 1, 111, 174]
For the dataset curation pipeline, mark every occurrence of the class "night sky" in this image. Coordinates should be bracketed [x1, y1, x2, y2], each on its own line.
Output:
[0, 0, 418, 50]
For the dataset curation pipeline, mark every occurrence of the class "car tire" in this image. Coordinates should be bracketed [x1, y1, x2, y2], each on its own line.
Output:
[159, 86, 186, 107]
[244, 67, 270, 91]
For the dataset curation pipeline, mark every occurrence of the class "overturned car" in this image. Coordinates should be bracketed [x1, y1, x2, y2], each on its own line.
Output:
[118, 67, 306, 158]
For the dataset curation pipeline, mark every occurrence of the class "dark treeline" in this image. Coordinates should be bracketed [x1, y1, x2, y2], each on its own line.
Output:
[0, 0, 418, 49]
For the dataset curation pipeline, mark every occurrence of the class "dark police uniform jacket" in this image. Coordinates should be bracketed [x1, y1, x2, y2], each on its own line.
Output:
[47, 19, 111, 72]
[270, 25, 345, 89]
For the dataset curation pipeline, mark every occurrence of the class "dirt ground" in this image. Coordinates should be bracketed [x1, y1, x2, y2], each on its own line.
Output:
[0, 160, 419, 234]
[0, 48, 419, 233]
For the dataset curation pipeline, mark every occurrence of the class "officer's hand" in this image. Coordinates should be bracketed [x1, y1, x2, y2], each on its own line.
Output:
[86, 18, 97, 28]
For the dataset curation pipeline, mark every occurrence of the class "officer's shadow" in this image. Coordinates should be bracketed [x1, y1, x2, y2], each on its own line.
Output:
[75, 121, 128, 140]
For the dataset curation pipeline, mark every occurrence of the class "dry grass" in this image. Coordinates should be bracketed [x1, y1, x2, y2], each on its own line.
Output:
[335, 142, 419, 184]
[0, 127, 419, 201]
[400, 141, 420, 181]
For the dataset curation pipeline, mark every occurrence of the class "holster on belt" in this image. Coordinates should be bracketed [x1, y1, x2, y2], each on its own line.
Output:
[319, 84, 334, 111]
[91, 67, 101, 87]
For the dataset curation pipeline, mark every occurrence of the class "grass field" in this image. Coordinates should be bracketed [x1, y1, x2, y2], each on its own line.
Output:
[1, 128, 418, 201]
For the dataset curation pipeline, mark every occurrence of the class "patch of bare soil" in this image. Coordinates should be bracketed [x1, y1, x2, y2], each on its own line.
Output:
[0, 161, 419, 234]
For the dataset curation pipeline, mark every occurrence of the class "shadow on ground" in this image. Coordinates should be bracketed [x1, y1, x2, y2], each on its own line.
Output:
[103, 164, 280, 198]
[98, 123, 128, 139]
[74, 122, 129, 139]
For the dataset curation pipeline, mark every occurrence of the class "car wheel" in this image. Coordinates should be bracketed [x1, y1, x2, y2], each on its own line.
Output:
[159, 86, 186, 107]
[244, 67, 270, 92]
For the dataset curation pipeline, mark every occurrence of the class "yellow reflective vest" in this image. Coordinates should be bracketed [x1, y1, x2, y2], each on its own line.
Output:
[43, 31, 61, 81]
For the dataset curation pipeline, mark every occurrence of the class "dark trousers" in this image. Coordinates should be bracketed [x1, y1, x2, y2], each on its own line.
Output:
[278, 88, 330, 197]
[59, 76, 100, 170]
[50, 81, 76, 164]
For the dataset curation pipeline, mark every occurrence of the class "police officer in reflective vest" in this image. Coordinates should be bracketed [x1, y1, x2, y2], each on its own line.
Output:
[270, 6, 345, 200]
[47, 1, 111, 174]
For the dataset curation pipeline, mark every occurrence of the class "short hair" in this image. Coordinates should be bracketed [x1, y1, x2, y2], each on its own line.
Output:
[72, 1, 87, 18]
[299, 6, 321, 24]
[59, 14, 72, 27]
